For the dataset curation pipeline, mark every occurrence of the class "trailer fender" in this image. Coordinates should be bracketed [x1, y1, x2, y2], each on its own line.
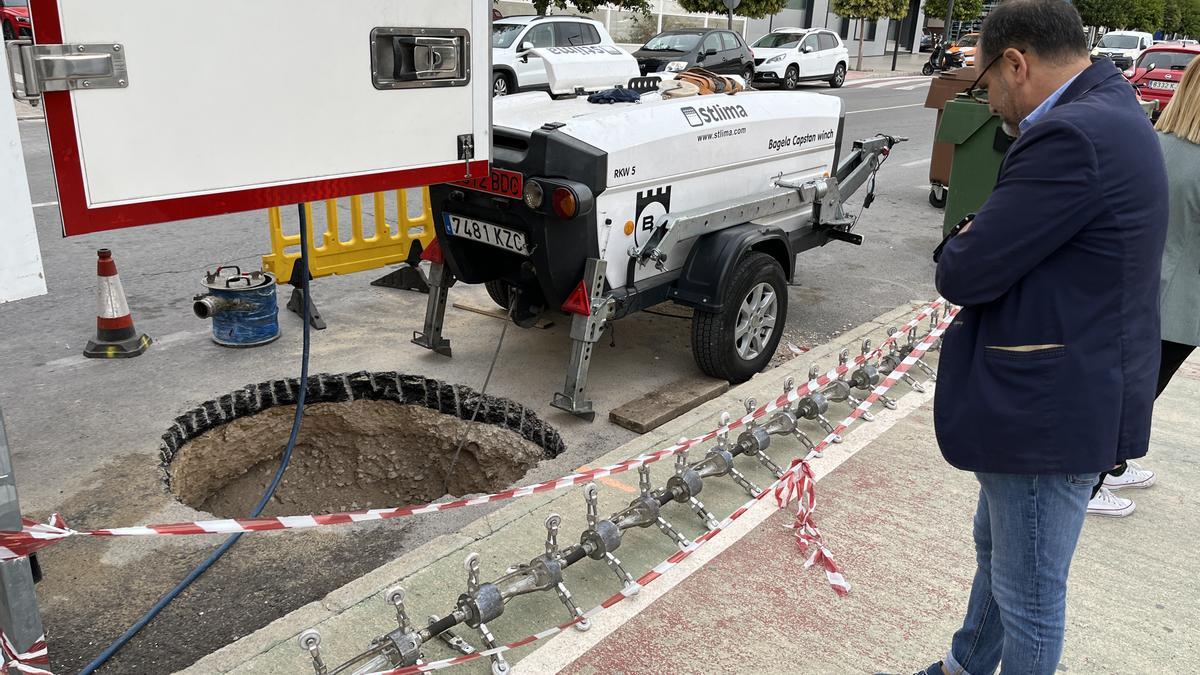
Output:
[670, 224, 793, 313]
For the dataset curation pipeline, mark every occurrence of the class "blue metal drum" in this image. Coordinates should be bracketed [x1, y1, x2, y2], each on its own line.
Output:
[193, 267, 280, 347]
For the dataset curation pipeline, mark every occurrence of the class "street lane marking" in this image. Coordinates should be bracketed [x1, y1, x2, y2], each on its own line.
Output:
[900, 158, 930, 167]
[853, 76, 930, 89]
[897, 83, 929, 90]
[846, 103, 925, 115]
[31, 201, 58, 209]
[43, 330, 205, 370]
[845, 75, 930, 87]
[518, 383, 938, 674]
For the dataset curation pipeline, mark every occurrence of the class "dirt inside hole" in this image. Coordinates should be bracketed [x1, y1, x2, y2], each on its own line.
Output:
[169, 399, 545, 517]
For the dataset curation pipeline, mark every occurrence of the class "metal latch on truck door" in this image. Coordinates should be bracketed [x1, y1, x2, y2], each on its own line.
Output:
[371, 28, 471, 89]
[6, 41, 129, 100]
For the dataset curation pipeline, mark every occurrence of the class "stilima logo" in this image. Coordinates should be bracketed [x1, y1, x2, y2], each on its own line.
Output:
[680, 103, 750, 128]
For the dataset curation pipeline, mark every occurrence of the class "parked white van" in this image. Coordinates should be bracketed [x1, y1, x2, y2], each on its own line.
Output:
[1091, 30, 1154, 70]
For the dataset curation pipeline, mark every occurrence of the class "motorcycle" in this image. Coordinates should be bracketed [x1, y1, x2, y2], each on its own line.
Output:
[921, 40, 965, 76]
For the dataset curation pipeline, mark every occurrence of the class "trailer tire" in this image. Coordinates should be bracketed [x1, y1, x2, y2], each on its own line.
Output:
[691, 252, 787, 384]
[484, 280, 515, 311]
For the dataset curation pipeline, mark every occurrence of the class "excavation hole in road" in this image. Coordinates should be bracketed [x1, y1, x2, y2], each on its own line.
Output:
[160, 372, 566, 518]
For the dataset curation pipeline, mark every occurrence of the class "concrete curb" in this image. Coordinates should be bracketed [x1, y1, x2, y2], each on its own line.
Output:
[177, 300, 930, 674]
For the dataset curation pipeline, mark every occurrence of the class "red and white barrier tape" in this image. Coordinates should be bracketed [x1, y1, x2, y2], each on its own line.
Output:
[0, 630, 50, 675]
[369, 306, 958, 675]
[0, 301, 947, 562]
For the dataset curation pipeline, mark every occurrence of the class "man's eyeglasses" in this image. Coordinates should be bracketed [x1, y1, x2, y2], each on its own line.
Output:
[964, 48, 1025, 104]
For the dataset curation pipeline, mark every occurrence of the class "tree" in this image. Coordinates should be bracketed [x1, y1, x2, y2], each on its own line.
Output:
[922, 0, 985, 27]
[834, 0, 901, 70]
[1183, 0, 1200, 36]
[1075, 0, 1128, 29]
[530, 0, 652, 15]
[675, 0, 790, 19]
[1125, 0, 1166, 30]
[1163, 0, 1185, 35]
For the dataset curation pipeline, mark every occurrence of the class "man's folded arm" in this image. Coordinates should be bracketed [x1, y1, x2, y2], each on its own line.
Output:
[935, 119, 1103, 307]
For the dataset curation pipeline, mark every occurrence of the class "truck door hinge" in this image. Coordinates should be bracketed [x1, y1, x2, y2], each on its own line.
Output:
[7, 41, 128, 101]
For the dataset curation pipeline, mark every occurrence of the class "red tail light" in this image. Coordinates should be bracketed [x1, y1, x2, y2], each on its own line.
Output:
[551, 187, 579, 219]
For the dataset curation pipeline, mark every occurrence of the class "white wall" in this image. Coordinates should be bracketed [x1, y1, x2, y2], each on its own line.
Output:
[0, 50, 47, 304]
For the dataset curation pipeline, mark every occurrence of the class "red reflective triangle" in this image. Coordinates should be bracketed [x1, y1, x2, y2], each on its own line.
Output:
[561, 279, 591, 316]
[420, 237, 445, 265]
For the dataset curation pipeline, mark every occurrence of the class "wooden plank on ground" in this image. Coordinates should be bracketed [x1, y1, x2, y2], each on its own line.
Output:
[452, 302, 555, 329]
[609, 375, 730, 434]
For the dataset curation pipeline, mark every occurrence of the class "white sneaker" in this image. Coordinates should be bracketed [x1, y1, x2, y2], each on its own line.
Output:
[1103, 460, 1156, 490]
[1088, 487, 1136, 517]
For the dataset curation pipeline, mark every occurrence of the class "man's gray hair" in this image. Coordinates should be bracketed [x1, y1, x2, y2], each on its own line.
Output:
[978, 0, 1089, 65]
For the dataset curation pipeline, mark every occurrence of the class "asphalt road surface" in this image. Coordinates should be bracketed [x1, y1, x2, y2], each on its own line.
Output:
[0, 77, 944, 673]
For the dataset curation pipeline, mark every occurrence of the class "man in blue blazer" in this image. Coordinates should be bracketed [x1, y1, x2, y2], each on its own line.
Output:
[907, 1, 1169, 674]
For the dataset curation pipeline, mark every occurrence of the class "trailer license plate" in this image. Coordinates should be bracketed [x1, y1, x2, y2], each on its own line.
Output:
[452, 168, 524, 199]
[444, 215, 528, 255]
[1148, 80, 1177, 90]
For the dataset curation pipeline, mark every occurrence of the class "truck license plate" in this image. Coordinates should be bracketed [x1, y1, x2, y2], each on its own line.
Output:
[1148, 80, 1178, 90]
[452, 168, 524, 199]
[444, 215, 528, 255]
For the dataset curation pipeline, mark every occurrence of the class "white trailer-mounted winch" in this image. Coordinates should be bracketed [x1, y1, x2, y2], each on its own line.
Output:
[416, 81, 903, 420]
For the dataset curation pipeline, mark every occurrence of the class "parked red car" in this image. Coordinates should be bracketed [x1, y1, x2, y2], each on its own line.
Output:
[1124, 43, 1200, 117]
[1, 0, 32, 41]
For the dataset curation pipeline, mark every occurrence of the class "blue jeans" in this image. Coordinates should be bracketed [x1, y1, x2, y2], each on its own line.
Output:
[942, 472, 1094, 675]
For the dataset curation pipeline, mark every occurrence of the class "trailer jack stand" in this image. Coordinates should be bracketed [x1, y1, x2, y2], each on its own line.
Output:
[551, 258, 610, 422]
[411, 261, 455, 357]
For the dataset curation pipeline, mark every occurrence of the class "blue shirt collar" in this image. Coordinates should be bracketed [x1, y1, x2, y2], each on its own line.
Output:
[1019, 73, 1080, 133]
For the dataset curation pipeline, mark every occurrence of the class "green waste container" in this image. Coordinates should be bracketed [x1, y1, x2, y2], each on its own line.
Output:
[934, 94, 1014, 236]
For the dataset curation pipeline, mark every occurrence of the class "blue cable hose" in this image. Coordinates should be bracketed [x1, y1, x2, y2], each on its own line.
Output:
[81, 205, 314, 674]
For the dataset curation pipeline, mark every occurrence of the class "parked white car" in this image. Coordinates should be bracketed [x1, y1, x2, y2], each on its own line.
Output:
[1091, 30, 1154, 70]
[491, 15, 620, 97]
[750, 28, 849, 89]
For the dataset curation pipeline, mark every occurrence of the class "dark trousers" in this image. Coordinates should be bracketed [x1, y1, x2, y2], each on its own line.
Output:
[1093, 340, 1196, 496]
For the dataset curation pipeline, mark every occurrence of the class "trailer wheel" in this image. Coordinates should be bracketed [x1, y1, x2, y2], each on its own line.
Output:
[484, 280, 515, 310]
[691, 252, 787, 384]
[1, 22, 13, 41]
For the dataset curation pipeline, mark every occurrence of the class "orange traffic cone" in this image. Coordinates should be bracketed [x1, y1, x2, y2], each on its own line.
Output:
[83, 249, 151, 359]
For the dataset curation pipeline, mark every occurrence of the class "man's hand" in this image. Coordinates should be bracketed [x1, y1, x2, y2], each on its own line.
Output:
[959, 218, 974, 234]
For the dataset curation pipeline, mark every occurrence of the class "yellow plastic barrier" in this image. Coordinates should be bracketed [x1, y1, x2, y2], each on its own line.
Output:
[262, 188, 435, 284]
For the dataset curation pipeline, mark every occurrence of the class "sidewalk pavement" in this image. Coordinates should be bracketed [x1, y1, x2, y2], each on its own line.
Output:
[847, 51, 929, 79]
[182, 300, 1200, 674]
